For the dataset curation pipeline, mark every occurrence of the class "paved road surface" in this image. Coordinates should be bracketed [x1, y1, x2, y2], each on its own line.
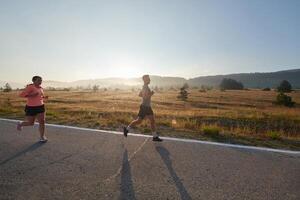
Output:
[0, 119, 299, 200]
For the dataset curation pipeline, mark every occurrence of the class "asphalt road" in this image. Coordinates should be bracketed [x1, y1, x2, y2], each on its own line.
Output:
[0, 119, 299, 200]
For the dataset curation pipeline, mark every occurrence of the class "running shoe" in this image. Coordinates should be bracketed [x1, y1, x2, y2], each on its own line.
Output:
[17, 122, 22, 131]
[40, 137, 48, 143]
[152, 136, 163, 142]
[123, 127, 129, 137]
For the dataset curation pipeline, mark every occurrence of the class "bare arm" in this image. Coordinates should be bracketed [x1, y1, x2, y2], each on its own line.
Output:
[26, 92, 39, 97]
[19, 86, 37, 98]
[41, 89, 48, 99]
[139, 90, 154, 98]
[19, 85, 41, 98]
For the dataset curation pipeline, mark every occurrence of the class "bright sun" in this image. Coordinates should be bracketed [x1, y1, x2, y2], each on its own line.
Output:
[109, 55, 144, 78]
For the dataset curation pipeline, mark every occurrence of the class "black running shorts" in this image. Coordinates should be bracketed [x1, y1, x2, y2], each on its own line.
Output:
[138, 105, 154, 119]
[25, 105, 45, 116]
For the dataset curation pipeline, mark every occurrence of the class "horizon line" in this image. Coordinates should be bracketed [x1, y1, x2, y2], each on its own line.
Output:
[1, 67, 299, 84]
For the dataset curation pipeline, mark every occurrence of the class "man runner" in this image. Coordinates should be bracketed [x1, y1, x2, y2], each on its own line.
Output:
[123, 75, 163, 142]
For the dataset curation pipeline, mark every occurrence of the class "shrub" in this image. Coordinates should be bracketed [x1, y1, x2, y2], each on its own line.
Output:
[183, 83, 189, 89]
[266, 131, 281, 140]
[62, 88, 71, 91]
[275, 92, 295, 107]
[3, 83, 12, 92]
[262, 87, 271, 91]
[92, 85, 99, 92]
[277, 80, 292, 93]
[45, 87, 56, 91]
[202, 126, 220, 137]
[177, 84, 189, 101]
[219, 78, 244, 90]
[200, 85, 213, 91]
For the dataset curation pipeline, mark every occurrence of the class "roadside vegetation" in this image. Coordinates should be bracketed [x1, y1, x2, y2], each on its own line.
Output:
[0, 87, 299, 150]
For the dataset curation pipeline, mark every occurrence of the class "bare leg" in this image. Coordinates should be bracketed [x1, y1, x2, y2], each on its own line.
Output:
[146, 115, 162, 141]
[128, 117, 143, 128]
[123, 117, 143, 137]
[20, 116, 36, 126]
[146, 115, 156, 132]
[36, 112, 46, 139]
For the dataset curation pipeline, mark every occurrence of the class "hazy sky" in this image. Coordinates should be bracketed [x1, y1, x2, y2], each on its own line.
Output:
[0, 0, 299, 82]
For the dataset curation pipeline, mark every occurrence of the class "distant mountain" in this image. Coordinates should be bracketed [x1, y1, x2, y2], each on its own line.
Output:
[147, 76, 186, 88]
[188, 69, 300, 88]
[42, 78, 144, 89]
[42, 76, 186, 89]
[1, 68, 299, 89]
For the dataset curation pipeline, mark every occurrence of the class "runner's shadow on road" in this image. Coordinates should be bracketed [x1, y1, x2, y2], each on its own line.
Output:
[156, 146, 192, 200]
[119, 149, 136, 200]
[0, 142, 45, 166]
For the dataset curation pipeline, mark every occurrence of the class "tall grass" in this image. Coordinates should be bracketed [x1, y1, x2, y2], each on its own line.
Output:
[0, 89, 299, 141]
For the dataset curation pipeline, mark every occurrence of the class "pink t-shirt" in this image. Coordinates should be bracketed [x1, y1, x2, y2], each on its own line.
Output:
[19, 84, 44, 106]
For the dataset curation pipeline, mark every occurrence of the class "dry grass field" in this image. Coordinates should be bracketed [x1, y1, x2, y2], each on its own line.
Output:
[1, 89, 299, 150]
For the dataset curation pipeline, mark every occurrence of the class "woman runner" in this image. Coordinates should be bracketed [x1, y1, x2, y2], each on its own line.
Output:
[17, 76, 48, 142]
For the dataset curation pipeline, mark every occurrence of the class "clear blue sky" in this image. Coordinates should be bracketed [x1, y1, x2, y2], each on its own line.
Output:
[0, 0, 299, 82]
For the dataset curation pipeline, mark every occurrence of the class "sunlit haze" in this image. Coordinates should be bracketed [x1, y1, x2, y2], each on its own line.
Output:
[0, 0, 299, 83]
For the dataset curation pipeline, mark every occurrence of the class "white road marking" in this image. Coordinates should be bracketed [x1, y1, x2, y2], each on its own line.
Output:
[1, 118, 299, 155]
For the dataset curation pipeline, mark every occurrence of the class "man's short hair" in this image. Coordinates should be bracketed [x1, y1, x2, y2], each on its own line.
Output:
[32, 76, 42, 82]
[142, 74, 149, 81]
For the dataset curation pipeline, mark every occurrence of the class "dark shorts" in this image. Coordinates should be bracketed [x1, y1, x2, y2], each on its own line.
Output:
[25, 105, 45, 116]
[138, 105, 154, 119]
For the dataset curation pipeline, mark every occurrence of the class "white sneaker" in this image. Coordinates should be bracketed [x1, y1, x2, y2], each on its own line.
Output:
[40, 137, 48, 143]
[17, 122, 22, 131]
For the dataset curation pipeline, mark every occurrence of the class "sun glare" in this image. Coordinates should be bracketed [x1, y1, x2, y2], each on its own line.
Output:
[108, 55, 144, 78]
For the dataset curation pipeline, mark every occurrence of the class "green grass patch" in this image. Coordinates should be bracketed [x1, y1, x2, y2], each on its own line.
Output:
[202, 126, 220, 137]
[266, 131, 281, 140]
